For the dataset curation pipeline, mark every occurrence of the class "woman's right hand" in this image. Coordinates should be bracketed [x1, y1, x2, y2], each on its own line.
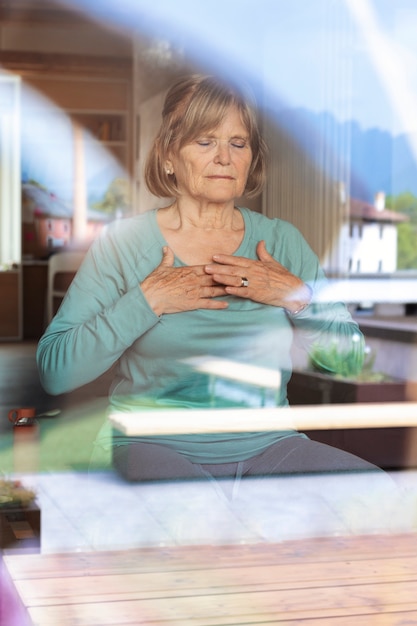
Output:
[140, 247, 229, 316]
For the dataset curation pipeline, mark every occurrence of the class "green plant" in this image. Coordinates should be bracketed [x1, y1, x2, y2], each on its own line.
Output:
[346, 348, 393, 382]
[0, 478, 36, 508]
[308, 334, 364, 379]
[308, 338, 392, 382]
[92, 177, 131, 216]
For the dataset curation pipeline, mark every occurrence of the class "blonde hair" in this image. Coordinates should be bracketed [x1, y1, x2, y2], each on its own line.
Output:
[145, 74, 267, 199]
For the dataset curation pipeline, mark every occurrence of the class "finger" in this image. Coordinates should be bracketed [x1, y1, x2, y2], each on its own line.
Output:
[202, 274, 227, 286]
[160, 246, 175, 267]
[224, 285, 251, 298]
[256, 241, 287, 273]
[205, 262, 248, 280]
[201, 285, 229, 298]
[210, 253, 249, 268]
[209, 272, 243, 287]
[256, 240, 273, 262]
[198, 299, 229, 310]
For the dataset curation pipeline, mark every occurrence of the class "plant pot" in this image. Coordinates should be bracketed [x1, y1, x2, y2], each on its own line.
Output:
[287, 369, 407, 405]
[0, 501, 41, 553]
[287, 369, 414, 470]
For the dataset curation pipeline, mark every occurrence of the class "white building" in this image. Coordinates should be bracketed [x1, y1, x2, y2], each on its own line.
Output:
[348, 193, 407, 274]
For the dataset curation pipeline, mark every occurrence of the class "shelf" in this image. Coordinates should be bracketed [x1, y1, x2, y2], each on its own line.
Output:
[71, 112, 126, 143]
[21, 106, 129, 172]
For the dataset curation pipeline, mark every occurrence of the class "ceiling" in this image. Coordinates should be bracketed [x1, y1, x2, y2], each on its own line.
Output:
[0, 0, 88, 24]
[0, 0, 192, 101]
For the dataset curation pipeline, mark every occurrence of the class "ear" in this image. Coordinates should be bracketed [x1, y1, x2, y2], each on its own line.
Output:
[165, 160, 174, 176]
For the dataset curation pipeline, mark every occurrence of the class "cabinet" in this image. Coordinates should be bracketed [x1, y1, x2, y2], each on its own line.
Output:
[0, 271, 21, 339]
[0, 502, 41, 553]
[22, 260, 80, 339]
[22, 262, 47, 339]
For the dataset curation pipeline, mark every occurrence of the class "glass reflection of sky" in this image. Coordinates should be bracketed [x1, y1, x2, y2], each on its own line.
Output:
[16, 0, 417, 210]
[63, 0, 417, 135]
[20, 85, 126, 207]
[53, 0, 417, 204]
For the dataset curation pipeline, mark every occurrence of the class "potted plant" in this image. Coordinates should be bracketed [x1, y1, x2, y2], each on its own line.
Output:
[288, 340, 407, 405]
[287, 340, 411, 469]
[0, 478, 40, 552]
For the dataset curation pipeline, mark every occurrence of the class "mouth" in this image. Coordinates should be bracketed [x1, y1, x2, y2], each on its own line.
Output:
[206, 175, 235, 180]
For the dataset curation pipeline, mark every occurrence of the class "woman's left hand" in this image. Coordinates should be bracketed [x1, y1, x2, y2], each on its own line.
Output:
[205, 240, 311, 313]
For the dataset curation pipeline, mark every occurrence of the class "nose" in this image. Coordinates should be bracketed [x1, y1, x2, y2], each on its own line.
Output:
[214, 141, 231, 165]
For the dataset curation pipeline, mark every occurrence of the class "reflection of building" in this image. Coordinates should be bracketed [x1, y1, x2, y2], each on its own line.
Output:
[35, 215, 72, 254]
[348, 192, 408, 274]
[22, 183, 110, 259]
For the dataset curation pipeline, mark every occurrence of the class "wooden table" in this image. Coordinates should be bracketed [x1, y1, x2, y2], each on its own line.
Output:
[3, 532, 417, 625]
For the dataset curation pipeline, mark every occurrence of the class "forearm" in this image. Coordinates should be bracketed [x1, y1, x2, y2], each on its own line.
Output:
[37, 286, 159, 395]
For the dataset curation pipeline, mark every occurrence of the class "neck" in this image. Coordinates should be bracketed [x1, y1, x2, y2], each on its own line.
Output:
[167, 199, 239, 231]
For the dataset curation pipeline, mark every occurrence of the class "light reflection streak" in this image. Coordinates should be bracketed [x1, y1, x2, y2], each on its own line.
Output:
[346, 0, 417, 156]
[181, 356, 281, 390]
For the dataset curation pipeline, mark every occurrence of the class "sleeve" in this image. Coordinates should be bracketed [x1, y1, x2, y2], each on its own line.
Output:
[274, 222, 365, 377]
[36, 229, 160, 395]
[289, 301, 365, 377]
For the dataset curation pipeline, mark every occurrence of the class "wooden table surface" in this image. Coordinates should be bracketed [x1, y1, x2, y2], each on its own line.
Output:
[3, 532, 417, 625]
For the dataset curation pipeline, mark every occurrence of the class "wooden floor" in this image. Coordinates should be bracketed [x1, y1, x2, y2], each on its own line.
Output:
[3, 532, 417, 625]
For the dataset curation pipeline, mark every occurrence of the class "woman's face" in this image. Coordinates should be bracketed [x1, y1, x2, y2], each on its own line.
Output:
[167, 106, 253, 205]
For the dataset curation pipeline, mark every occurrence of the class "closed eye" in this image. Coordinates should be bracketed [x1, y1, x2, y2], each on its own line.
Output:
[196, 139, 214, 147]
[194, 138, 249, 149]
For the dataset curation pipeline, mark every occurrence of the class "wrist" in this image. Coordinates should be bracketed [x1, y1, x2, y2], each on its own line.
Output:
[140, 282, 164, 317]
[285, 301, 310, 316]
[284, 284, 313, 316]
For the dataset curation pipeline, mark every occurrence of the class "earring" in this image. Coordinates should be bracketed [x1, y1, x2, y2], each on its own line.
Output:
[166, 169, 173, 175]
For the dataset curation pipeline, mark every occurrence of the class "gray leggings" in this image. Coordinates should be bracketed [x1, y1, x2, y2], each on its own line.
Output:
[112, 435, 381, 483]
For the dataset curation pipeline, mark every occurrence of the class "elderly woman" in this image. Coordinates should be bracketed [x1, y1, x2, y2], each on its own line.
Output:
[37, 74, 376, 482]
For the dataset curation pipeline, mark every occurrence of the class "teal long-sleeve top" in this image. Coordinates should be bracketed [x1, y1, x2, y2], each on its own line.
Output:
[37, 207, 364, 463]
